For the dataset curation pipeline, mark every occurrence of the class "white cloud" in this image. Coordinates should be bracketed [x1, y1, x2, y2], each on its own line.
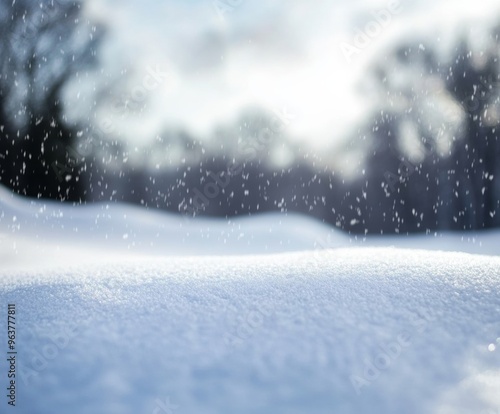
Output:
[77, 0, 500, 152]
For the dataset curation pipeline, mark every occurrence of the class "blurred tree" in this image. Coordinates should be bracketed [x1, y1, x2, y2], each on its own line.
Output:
[0, 0, 103, 201]
[444, 37, 500, 229]
[360, 29, 500, 233]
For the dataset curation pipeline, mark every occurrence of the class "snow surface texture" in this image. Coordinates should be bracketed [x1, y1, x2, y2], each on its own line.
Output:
[1, 187, 500, 414]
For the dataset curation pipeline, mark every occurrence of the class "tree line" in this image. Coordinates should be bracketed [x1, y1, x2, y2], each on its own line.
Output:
[0, 2, 498, 234]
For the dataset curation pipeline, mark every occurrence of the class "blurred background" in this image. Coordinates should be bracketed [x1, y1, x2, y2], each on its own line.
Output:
[1, 0, 500, 235]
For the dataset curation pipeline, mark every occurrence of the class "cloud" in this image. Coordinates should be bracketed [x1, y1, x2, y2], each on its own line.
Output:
[75, 0, 500, 153]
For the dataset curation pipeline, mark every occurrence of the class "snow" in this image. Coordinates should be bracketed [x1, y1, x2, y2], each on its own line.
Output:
[1, 188, 500, 413]
[0, 185, 498, 270]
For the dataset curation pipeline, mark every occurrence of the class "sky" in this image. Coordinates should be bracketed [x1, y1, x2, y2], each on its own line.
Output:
[67, 0, 500, 156]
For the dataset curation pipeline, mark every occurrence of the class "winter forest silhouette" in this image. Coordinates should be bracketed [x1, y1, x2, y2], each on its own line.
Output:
[1, 0, 499, 234]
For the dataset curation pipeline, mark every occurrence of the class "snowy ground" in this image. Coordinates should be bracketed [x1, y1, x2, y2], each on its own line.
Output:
[1, 187, 500, 414]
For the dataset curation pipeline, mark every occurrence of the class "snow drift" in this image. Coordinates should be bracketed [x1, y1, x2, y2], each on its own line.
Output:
[0, 187, 500, 414]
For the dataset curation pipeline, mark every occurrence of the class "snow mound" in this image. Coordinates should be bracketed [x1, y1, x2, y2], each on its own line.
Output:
[1, 249, 499, 414]
[1, 186, 500, 413]
[0, 185, 346, 269]
[0, 185, 498, 273]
